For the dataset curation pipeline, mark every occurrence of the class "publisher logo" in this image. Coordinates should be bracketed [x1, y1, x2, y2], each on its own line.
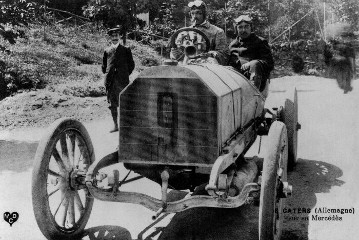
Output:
[3, 212, 19, 227]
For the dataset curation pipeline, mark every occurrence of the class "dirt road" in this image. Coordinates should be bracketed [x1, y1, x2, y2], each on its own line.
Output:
[1, 76, 358, 240]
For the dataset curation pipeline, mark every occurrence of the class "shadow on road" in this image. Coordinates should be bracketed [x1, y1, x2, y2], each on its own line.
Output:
[281, 158, 344, 240]
[153, 158, 344, 240]
[81, 225, 132, 240]
[0, 140, 38, 172]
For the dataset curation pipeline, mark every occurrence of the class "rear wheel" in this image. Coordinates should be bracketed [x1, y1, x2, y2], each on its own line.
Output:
[259, 121, 288, 240]
[32, 118, 95, 240]
[281, 87, 299, 169]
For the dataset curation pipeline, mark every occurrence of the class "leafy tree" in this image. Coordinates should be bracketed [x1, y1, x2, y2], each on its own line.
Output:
[42, 0, 88, 16]
[82, 0, 163, 30]
[269, 0, 316, 41]
[330, 0, 359, 31]
[212, 0, 269, 37]
[0, 0, 42, 99]
[0, 0, 41, 45]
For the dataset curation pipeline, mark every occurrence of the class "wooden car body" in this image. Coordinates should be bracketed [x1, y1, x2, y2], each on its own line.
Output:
[119, 64, 265, 169]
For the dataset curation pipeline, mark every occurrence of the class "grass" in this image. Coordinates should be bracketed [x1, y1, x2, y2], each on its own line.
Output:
[0, 22, 165, 99]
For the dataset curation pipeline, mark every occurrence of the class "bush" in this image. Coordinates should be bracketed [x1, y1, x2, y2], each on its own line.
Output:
[292, 55, 304, 73]
[151, 40, 170, 58]
[60, 85, 106, 97]
[63, 48, 101, 65]
[141, 57, 159, 67]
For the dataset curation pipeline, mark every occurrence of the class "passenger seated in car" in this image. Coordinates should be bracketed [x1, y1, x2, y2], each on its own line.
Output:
[228, 15, 274, 91]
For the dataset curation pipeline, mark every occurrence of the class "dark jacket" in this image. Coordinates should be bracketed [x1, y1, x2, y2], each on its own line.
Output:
[102, 43, 135, 90]
[229, 33, 274, 71]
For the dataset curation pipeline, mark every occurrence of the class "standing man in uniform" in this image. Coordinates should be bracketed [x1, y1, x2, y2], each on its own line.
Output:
[170, 0, 228, 65]
[102, 26, 135, 132]
[229, 15, 274, 92]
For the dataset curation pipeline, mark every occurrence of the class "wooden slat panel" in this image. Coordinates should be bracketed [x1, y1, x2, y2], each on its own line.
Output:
[119, 76, 219, 165]
[120, 127, 217, 146]
[220, 93, 235, 145]
[119, 143, 218, 165]
[120, 111, 217, 129]
[123, 78, 213, 96]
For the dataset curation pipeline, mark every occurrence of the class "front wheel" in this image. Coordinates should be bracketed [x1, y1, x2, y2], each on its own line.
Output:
[259, 121, 288, 240]
[32, 118, 95, 240]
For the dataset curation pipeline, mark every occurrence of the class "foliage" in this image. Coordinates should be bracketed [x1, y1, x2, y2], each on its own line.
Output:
[151, 1, 180, 37]
[330, 0, 359, 31]
[269, 0, 316, 41]
[0, 20, 165, 100]
[37, 0, 88, 16]
[0, 0, 42, 45]
[226, 0, 269, 35]
[0, 0, 43, 99]
[82, 0, 161, 32]
[82, 0, 359, 43]
[0, 23, 106, 99]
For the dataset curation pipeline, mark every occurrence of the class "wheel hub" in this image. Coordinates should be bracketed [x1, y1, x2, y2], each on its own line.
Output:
[68, 169, 86, 190]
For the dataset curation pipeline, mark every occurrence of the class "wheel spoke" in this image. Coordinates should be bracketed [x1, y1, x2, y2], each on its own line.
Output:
[59, 195, 70, 227]
[68, 133, 76, 167]
[52, 148, 67, 173]
[74, 136, 84, 167]
[77, 137, 92, 166]
[68, 193, 76, 226]
[47, 182, 60, 197]
[48, 169, 63, 178]
[54, 190, 66, 217]
[74, 191, 84, 213]
[60, 133, 71, 169]
[77, 139, 86, 164]
[97, 229, 106, 239]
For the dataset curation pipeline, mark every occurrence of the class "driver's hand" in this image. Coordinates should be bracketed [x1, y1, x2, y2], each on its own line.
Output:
[241, 62, 250, 71]
[208, 51, 218, 58]
[170, 48, 184, 61]
[230, 47, 247, 55]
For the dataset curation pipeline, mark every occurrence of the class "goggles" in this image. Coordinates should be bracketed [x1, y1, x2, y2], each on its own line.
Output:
[107, 26, 121, 36]
[188, 0, 205, 8]
[234, 15, 252, 25]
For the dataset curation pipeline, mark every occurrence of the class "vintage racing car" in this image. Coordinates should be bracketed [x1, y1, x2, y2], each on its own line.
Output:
[32, 28, 300, 240]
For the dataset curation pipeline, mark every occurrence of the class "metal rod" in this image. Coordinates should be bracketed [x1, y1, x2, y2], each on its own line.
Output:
[270, 8, 315, 44]
[138, 213, 170, 240]
[121, 175, 144, 185]
[152, 208, 164, 220]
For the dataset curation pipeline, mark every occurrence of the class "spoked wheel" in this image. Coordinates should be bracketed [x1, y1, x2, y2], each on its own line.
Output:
[32, 118, 95, 240]
[259, 121, 289, 240]
[281, 87, 300, 170]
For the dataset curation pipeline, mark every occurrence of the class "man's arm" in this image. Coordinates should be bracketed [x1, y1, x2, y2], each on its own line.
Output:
[257, 38, 274, 71]
[102, 50, 107, 74]
[214, 29, 227, 52]
[126, 47, 135, 74]
[209, 29, 228, 65]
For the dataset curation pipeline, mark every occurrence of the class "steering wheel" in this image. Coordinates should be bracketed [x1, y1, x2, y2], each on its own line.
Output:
[169, 27, 211, 59]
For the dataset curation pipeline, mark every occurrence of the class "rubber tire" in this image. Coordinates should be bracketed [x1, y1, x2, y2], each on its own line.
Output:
[259, 121, 288, 240]
[32, 118, 95, 240]
[282, 87, 298, 169]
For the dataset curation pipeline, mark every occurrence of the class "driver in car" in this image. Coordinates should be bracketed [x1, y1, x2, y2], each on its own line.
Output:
[170, 0, 228, 65]
[229, 15, 274, 91]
